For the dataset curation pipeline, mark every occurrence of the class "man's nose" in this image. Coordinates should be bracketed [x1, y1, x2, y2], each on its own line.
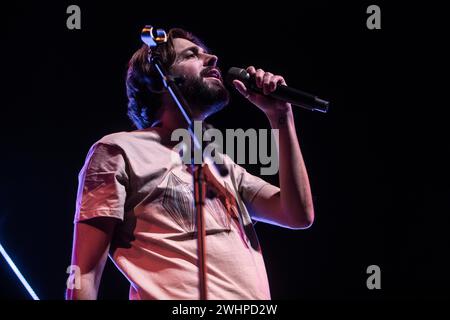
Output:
[204, 53, 218, 67]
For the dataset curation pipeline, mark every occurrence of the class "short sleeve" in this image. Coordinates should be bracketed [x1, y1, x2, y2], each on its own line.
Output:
[74, 142, 128, 223]
[232, 162, 275, 205]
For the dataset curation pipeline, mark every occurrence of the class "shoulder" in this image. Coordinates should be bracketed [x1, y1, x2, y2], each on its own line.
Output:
[96, 131, 135, 147]
[94, 129, 160, 150]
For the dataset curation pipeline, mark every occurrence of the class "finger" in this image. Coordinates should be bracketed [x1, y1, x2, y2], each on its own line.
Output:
[273, 75, 287, 86]
[232, 79, 252, 99]
[247, 66, 256, 76]
[270, 75, 286, 92]
[255, 69, 265, 88]
[263, 72, 274, 95]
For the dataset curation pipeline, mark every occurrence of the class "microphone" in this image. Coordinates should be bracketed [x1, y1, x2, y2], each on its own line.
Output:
[226, 67, 329, 113]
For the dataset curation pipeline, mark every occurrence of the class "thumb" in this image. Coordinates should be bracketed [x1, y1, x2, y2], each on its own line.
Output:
[232, 80, 251, 99]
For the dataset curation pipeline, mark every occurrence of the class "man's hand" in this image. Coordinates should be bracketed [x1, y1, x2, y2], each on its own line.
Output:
[232, 66, 292, 118]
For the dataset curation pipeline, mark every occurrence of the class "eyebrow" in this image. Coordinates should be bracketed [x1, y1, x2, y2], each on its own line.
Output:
[179, 45, 208, 56]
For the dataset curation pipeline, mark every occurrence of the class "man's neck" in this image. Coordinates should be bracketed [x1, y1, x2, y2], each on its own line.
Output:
[152, 101, 205, 147]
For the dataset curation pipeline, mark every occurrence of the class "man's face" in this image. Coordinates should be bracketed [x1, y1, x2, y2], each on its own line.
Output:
[169, 38, 229, 119]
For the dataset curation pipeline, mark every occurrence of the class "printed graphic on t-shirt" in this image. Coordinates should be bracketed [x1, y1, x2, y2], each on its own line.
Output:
[160, 171, 240, 233]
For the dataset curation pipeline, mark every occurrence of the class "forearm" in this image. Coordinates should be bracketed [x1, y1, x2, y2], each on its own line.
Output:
[65, 218, 115, 300]
[232, 66, 314, 228]
[66, 274, 99, 300]
[268, 108, 314, 228]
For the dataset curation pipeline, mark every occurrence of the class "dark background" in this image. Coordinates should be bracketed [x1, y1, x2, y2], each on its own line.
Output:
[1, 1, 448, 300]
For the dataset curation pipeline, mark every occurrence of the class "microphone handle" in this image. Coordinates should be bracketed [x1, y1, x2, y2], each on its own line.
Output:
[247, 81, 329, 113]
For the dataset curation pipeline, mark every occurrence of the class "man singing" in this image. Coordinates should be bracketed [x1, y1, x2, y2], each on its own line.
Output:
[66, 28, 314, 300]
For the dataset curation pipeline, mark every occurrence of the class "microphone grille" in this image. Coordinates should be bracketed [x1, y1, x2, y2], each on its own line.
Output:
[226, 67, 249, 86]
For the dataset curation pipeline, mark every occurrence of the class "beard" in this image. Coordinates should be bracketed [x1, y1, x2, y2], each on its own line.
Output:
[176, 73, 230, 118]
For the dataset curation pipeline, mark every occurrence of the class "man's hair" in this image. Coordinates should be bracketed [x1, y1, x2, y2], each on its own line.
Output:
[126, 28, 208, 129]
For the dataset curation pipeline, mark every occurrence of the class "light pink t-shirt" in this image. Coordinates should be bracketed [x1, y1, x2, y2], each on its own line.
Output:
[74, 128, 275, 300]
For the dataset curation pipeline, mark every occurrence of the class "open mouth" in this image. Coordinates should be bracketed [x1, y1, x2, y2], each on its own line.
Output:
[203, 69, 222, 82]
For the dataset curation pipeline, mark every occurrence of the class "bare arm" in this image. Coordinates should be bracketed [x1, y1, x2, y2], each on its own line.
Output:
[233, 66, 314, 229]
[66, 217, 119, 300]
[251, 110, 314, 229]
